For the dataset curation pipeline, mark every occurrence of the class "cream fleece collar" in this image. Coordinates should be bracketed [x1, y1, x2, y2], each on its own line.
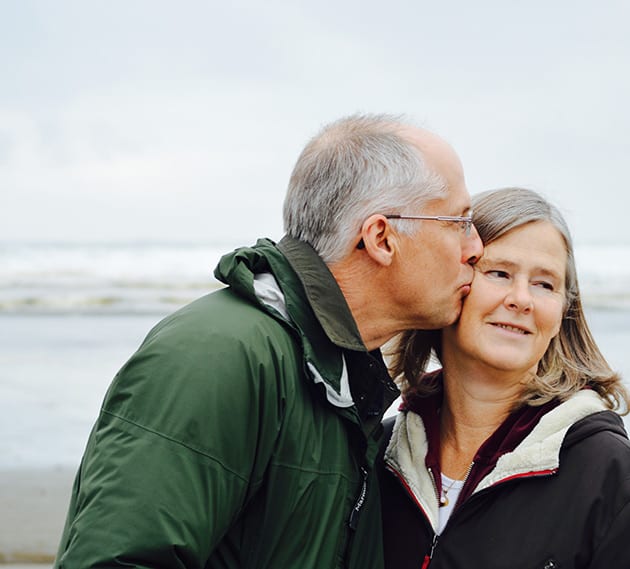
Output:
[384, 390, 608, 531]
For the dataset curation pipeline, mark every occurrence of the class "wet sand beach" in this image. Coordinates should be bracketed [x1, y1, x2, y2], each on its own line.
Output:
[0, 314, 161, 565]
[0, 467, 73, 565]
[0, 563, 52, 569]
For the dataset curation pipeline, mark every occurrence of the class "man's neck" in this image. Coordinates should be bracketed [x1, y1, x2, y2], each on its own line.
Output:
[329, 261, 399, 351]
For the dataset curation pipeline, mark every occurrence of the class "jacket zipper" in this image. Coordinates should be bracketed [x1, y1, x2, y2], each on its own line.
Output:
[342, 466, 369, 566]
[428, 462, 475, 509]
[389, 464, 438, 567]
[451, 461, 475, 510]
[348, 466, 369, 529]
[427, 466, 440, 505]
[422, 533, 439, 569]
[420, 462, 477, 568]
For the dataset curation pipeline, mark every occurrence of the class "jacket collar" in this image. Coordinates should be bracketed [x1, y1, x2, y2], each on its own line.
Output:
[277, 235, 365, 351]
[477, 390, 608, 491]
[400, 372, 561, 486]
[385, 389, 610, 531]
[214, 236, 365, 409]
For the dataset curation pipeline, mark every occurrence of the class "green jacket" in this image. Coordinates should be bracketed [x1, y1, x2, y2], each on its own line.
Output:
[55, 236, 399, 568]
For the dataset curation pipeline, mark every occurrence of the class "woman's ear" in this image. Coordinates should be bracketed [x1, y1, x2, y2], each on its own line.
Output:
[359, 214, 398, 266]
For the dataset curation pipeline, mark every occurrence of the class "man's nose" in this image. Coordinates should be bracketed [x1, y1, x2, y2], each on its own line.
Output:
[462, 224, 483, 265]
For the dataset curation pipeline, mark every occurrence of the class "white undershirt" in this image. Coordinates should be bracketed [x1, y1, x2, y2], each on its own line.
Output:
[438, 473, 465, 534]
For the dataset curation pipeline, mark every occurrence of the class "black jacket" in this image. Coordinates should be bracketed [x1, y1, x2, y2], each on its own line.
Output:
[378, 390, 630, 569]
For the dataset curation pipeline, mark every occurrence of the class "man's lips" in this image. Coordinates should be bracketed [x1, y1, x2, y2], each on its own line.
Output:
[460, 282, 472, 296]
[490, 321, 533, 335]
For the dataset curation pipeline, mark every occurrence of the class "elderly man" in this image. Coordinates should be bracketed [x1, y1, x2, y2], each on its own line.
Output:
[55, 114, 482, 569]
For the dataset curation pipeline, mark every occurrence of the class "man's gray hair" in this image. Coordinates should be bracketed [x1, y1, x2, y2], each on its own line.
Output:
[283, 113, 446, 263]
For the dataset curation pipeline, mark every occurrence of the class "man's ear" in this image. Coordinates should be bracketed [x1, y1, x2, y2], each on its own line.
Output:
[359, 214, 398, 266]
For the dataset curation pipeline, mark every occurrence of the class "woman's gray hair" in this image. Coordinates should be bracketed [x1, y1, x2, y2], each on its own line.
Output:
[389, 187, 629, 413]
[283, 113, 446, 263]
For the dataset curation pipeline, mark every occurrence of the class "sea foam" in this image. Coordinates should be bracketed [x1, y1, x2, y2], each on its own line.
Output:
[1, 242, 629, 313]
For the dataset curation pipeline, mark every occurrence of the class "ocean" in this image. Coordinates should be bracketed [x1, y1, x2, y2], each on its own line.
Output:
[1, 241, 630, 471]
[2, 241, 629, 316]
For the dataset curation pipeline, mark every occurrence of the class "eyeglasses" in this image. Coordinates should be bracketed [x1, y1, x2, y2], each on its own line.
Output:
[385, 211, 474, 236]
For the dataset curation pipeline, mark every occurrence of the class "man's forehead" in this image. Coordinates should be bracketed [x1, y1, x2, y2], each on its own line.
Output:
[429, 190, 471, 215]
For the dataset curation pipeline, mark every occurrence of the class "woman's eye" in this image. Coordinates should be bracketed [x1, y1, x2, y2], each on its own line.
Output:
[534, 281, 554, 291]
[487, 270, 509, 279]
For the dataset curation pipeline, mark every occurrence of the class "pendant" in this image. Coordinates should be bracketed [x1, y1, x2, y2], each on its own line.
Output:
[440, 495, 448, 507]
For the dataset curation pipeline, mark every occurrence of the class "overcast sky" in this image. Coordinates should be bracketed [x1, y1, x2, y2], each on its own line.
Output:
[2, 0, 629, 247]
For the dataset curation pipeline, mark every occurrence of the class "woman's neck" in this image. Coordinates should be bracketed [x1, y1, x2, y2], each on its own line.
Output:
[438, 362, 526, 478]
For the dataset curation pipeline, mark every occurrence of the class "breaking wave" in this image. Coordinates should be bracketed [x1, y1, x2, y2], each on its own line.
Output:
[1, 241, 629, 314]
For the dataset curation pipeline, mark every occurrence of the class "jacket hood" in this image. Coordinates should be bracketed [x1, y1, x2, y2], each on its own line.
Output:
[562, 406, 628, 449]
[214, 238, 278, 302]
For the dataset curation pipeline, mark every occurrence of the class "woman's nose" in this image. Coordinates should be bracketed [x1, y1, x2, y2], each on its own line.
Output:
[504, 279, 533, 312]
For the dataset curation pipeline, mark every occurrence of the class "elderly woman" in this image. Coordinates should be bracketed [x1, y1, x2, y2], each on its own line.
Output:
[379, 187, 630, 569]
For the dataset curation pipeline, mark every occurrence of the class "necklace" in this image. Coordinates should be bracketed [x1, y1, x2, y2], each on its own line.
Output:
[439, 462, 474, 508]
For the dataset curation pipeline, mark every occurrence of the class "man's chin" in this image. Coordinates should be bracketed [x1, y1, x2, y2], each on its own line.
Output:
[427, 303, 463, 330]
[445, 299, 465, 326]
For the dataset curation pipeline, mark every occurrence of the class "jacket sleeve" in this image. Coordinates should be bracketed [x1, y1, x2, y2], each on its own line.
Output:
[588, 498, 630, 569]
[55, 302, 296, 568]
